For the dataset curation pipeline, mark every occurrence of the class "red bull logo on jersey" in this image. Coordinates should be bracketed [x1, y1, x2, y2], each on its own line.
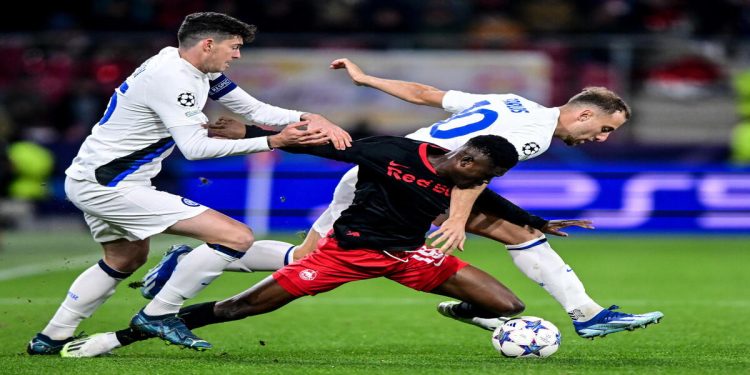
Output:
[386, 161, 451, 197]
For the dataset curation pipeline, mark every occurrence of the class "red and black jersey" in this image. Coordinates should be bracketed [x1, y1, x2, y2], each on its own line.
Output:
[286, 136, 452, 250]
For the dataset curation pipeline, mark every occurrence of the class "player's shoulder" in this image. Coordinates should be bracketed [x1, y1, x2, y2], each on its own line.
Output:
[140, 47, 194, 80]
[353, 135, 425, 153]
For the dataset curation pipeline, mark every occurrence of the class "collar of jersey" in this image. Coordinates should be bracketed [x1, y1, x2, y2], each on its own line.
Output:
[418, 142, 447, 175]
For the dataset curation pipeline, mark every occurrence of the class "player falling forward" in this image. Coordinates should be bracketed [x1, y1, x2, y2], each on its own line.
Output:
[204, 59, 664, 338]
[63, 134, 533, 357]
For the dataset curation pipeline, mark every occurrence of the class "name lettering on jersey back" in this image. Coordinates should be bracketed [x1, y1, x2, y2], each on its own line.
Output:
[504, 98, 529, 113]
[386, 161, 451, 197]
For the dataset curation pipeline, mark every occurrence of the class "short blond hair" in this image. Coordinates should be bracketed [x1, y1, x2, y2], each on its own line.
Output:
[568, 87, 631, 120]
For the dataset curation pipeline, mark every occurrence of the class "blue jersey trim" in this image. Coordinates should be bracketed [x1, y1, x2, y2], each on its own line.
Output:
[97, 82, 129, 125]
[208, 243, 245, 259]
[97, 259, 133, 279]
[104, 139, 175, 187]
[507, 238, 548, 250]
[208, 74, 237, 100]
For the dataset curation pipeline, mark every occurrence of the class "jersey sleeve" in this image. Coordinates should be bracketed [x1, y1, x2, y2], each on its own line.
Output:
[502, 131, 546, 162]
[169, 124, 270, 160]
[442, 90, 493, 113]
[208, 74, 304, 127]
[280, 139, 368, 164]
[147, 71, 208, 129]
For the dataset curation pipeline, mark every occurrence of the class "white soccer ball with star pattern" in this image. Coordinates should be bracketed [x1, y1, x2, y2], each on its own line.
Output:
[491, 316, 561, 358]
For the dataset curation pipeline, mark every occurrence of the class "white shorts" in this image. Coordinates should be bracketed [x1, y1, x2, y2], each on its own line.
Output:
[311, 166, 359, 236]
[65, 177, 208, 243]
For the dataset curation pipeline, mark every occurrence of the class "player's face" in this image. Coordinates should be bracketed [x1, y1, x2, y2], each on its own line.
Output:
[453, 154, 507, 189]
[207, 36, 243, 73]
[564, 109, 627, 146]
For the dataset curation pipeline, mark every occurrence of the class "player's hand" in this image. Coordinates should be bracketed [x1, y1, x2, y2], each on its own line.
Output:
[540, 219, 594, 237]
[205, 116, 246, 139]
[268, 121, 329, 148]
[330, 58, 368, 86]
[301, 113, 352, 150]
[428, 217, 467, 255]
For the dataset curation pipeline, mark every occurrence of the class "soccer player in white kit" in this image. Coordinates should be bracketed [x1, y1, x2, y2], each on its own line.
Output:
[58, 57, 663, 358]
[26, 12, 351, 355]
[153, 58, 663, 338]
[308, 58, 662, 339]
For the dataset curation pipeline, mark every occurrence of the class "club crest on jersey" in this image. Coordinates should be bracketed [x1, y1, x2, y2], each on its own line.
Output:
[522, 142, 540, 156]
[181, 197, 201, 207]
[299, 269, 317, 281]
[177, 92, 196, 107]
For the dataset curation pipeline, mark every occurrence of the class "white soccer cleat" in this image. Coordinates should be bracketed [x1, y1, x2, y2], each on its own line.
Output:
[437, 301, 507, 331]
[60, 332, 121, 358]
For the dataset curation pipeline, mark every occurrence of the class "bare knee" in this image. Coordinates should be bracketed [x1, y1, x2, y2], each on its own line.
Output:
[503, 297, 526, 316]
[103, 252, 148, 273]
[293, 230, 320, 260]
[223, 227, 254, 251]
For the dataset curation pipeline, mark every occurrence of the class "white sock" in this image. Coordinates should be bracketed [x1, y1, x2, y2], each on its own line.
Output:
[507, 236, 603, 321]
[41, 260, 130, 340]
[225, 240, 295, 272]
[143, 243, 242, 316]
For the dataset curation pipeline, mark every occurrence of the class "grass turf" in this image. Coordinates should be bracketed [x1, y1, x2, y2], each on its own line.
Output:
[1, 232, 748, 374]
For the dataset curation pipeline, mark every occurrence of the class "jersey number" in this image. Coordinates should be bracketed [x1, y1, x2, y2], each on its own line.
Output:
[97, 81, 129, 125]
[428, 100, 498, 139]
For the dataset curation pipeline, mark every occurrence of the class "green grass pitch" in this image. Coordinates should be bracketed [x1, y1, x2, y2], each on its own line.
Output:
[1, 232, 748, 374]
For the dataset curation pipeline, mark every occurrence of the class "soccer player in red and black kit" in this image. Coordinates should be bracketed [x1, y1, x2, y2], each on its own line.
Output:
[64, 134, 529, 353]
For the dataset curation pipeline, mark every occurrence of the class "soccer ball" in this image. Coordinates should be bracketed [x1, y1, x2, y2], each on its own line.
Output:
[491, 316, 561, 358]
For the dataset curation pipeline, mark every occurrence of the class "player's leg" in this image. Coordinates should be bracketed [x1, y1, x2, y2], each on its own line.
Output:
[431, 265, 525, 318]
[465, 212, 605, 319]
[29, 238, 148, 355]
[450, 209, 663, 337]
[62, 275, 299, 358]
[131, 208, 258, 349]
[62, 238, 357, 357]
[142, 165, 359, 283]
[28, 178, 156, 355]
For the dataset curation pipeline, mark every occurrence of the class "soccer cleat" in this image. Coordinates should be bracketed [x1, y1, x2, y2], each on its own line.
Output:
[60, 332, 120, 358]
[437, 301, 507, 331]
[573, 305, 664, 339]
[141, 244, 193, 299]
[129, 310, 211, 351]
[27, 333, 77, 355]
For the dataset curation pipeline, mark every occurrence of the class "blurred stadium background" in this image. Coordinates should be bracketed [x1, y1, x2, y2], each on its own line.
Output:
[1, 0, 749, 236]
[0, 1, 749, 373]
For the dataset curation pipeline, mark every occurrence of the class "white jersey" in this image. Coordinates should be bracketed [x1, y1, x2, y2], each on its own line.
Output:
[407, 90, 558, 161]
[66, 46, 303, 187]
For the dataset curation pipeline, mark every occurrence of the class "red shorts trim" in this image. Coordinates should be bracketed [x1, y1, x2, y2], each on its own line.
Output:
[272, 236, 469, 297]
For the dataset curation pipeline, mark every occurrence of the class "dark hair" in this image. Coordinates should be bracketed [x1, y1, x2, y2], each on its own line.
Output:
[466, 135, 518, 169]
[177, 12, 257, 47]
[568, 87, 631, 120]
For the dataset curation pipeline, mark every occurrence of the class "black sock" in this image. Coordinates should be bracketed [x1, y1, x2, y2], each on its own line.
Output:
[179, 301, 226, 329]
[452, 301, 497, 319]
[115, 328, 150, 346]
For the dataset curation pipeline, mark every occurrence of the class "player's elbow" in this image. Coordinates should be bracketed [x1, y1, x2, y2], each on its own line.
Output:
[182, 153, 204, 161]
[180, 147, 212, 161]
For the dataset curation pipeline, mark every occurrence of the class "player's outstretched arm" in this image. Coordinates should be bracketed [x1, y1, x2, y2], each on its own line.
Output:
[330, 58, 446, 108]
[267, 121, 330, 148]
[205, 115, 351, 150]
[300, 112, 352, 150]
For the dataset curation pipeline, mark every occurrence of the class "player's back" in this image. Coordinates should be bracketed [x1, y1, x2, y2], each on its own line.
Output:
[407, 91, 558, 161]
[66, 47, 211, 187]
